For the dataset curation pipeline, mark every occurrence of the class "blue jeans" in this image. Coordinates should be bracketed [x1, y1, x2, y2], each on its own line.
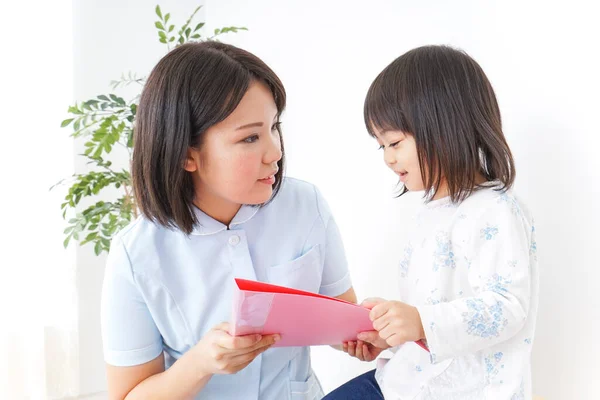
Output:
[323, 369, 384, 400]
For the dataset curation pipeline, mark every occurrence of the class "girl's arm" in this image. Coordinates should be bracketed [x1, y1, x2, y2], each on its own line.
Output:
[416, 198, 536, 363]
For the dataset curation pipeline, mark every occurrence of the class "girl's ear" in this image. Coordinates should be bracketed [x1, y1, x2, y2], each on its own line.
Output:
[183, 148, 198, 172]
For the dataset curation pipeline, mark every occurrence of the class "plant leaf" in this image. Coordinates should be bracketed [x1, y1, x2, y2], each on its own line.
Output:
[61, 118, 74, 127]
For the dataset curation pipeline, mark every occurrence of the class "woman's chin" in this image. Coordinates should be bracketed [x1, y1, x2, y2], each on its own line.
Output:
[243, 187, 274, 205]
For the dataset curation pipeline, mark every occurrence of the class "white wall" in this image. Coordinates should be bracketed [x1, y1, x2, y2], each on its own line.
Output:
[70, 0, 599, 399]
[2, 0, 77, 398]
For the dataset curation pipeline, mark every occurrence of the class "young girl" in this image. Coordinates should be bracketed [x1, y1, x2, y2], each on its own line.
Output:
[101, 41, 356, 400]
[325, 45, 538, 399]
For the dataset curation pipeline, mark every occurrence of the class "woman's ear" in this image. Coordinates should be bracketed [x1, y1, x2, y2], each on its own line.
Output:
[183, 148, 198, 172]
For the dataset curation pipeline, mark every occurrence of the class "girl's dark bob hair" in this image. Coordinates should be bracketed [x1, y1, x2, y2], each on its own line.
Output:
[364, 45, 515, 202]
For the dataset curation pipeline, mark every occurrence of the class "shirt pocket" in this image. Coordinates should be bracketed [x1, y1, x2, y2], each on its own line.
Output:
[267, 245, 322, 293]
[290, 372, 323, 400]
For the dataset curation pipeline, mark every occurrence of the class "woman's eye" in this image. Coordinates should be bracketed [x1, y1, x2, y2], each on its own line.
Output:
[243, 135, 259, 143]
[378, 144, 385, 151]
[390, 141, 401, 148]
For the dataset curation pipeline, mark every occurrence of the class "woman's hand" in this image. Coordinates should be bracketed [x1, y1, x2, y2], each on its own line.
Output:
[191, 322, 280, 375]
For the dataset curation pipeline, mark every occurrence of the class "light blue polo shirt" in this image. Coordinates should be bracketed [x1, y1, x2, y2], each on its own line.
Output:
[101, 178, 352, 400]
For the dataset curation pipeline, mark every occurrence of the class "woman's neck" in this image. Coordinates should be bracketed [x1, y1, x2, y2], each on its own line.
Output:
[194, 193, 241, 227]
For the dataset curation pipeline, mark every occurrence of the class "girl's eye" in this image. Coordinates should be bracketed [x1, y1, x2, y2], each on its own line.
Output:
[378, 144, 385, 151]
[390, 140, 401, 148]
[243, 135, 259, 144]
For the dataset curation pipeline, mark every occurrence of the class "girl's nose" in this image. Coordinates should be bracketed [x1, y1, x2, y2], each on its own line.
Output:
[384, 147, 397, 166]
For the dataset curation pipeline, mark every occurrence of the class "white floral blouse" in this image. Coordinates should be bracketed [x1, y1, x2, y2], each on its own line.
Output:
[376, 184, 538, 400]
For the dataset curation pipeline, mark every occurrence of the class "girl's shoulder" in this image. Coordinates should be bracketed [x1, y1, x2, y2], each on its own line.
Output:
[458, 184, 534, 226]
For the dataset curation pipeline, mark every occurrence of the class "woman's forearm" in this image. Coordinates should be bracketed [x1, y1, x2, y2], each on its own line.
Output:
[125, 351, 212, 400]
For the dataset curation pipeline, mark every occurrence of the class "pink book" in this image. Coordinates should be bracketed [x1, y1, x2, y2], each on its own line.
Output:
[229, 278, 373, 347]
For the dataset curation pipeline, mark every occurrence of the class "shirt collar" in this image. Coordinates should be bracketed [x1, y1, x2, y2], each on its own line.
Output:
[191, 204, 260, 235]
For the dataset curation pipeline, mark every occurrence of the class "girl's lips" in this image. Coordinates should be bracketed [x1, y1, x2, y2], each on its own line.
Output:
[396, 171, 408, 182]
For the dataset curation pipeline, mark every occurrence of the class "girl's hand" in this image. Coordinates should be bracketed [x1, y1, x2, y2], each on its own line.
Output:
[340, 297, 394, 361]
[359, 297, 395, 348]
[370, 301, 425, 347]
[357, 330, 391, 350]
[191, 322, 280, 375]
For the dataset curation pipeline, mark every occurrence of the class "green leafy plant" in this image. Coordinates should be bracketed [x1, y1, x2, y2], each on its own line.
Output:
[55, 5, 247, 255]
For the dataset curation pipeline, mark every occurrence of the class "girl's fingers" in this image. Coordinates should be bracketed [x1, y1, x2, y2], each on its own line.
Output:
[372, 316, 391, 332]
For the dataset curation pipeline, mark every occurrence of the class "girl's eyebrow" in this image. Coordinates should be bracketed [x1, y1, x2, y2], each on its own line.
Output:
[235, 122, 263, 130]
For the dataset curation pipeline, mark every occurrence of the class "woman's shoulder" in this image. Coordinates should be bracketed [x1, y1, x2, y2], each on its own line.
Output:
[108, 213, 178, 270]
[269, 177, 333, 222]
[114, 213, 169, 248]
[277, 176, 318, 199]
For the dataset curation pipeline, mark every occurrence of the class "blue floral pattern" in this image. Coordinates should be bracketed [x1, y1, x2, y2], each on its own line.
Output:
[433, 231, 456, 271]
[498, 193, 522, 216]
[485, 273, 512, 295]
[480, 224, 499, 240]
[485, 351, 504, 381]
[399, 243, 413, 278]
[462, 299, 508, 338]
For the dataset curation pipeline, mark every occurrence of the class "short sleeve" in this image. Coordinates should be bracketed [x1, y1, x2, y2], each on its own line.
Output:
[314, 186, 352, 297]
[101, 236, 163, 366]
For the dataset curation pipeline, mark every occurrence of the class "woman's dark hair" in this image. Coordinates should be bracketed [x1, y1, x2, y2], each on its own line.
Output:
[133, 41, 286, 234]
[364, 45, 515, 202]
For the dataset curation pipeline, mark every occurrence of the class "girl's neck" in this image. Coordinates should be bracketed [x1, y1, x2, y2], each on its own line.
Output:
[431, 173, 489, 200]
[431, 183, 449, 200]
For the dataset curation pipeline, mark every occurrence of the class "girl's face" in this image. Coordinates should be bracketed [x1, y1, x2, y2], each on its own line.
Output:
[184, 81, 282, 220]
[374, 129, 426, 193]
